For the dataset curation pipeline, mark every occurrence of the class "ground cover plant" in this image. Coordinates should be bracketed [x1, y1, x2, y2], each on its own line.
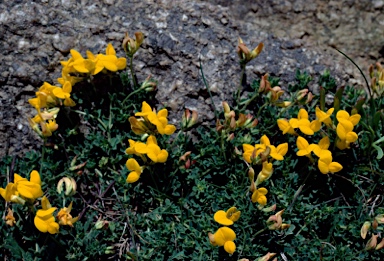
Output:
[0, 31, 384, 261]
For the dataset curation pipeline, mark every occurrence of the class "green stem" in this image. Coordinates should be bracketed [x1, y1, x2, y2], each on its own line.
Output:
[72, 109, 108, 131]
[257, 102, 270, 119]
[122, 88, 145, 105]
[130, 56, 138, 89]
[236, 64, 246, 106]
[40, 139, 46, 175]
[199, 57, 219, 120]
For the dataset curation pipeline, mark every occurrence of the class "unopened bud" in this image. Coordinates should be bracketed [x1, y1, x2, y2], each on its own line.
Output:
[182, 109, 198, 130]
[361, 221, 371, 239]
[375, 214, 384, 224]
[140, 75, 157, 92]
[256, 252, 276, 261]
[261, 204, 277, 213]
[376, 238, 384, 250]
[372, 219, 379, 230]
[57, 177, 77, 196]
[95, 220, 110, 230]
[365, 234, 379, 251]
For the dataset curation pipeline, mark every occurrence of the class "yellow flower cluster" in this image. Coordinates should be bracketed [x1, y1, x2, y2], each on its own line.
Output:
[60, 44, 126, 79]
[243, 135, 288, 206]
[209, 207, 240, 254]
[129, 101, 176, 136]
[125, 102, 175, 184]
[0, 171, 78, 233]
[125, 135, 168, 183]
[277, 107, 361, 174]
[34, 196, 78, 234]
[28, 44, 127, 138]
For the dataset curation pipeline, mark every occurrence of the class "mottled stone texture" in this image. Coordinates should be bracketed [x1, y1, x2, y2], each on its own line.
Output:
[0, 0, 383, 157]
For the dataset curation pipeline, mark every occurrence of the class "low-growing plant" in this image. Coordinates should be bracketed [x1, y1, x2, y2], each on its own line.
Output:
[1, 30, 383, 261]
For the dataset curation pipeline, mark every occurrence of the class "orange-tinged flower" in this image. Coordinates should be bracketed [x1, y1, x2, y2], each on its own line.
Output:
[123, 32, 144, 57]
[213, 207, 241, 226]
[237, 37, 263, 64]
[57, 202, 79, 227]
[5, 208, 16, 227]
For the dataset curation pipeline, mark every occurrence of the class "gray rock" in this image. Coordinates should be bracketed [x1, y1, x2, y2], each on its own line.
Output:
[0, 0, 383, 157]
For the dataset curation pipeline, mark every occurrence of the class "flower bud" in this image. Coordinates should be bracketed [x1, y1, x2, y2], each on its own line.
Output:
[365, 234, 378, 251]
[376, 238, 384, 250]
[372, 219, 378, 230]
[375, 214, 384, 224]
[95, 220, 110, 230]
[140, 74, 157, 92]
[57, 177, 77, 196]
[182, 109, 198, 130]
[122, 32, 144, 57]
[256, 252, 276, 261]
[361, 221, 371, 239]
[261, 204, 277, 213]
[5, 208, 16, 227]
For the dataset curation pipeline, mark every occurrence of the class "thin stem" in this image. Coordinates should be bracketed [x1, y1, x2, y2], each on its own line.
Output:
[39, 139, 46, 175]
[236, 64, 246, 106]
[199, 56, 219, 120]
[130, 56, 138, 89]
[256, 102, 270, 119]
[122, 87, 144, 104]
[72, 109, 108, 131]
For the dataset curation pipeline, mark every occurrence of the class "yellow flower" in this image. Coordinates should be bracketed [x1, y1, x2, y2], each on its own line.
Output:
[145, 136, 169, 163]
[251, 187, 268, 205]
[86, 43, 127, 74]
[289, 109, 319, 135]
[277, 118, 296, 135]
[312, 136, 332, 158]
[296, 136, 316, 157]
[315, 107, 334, 126]
[134, 102, 176, 135]
[208, 227, 236, 254]
[67, 49, 95, 73]
[318, 154, 343, 174]
[53, 81, 76, 107]
[336, 119, 358, 149]
[34, 196, 59, 234]
[0, 170, 43, 204]
[125, 139, 148, 156]
[243, 135, 287, 163]
[269, 143, 288, 160]
[126, 158, 143, 183]
[57, 202, 79, 227]
[213, 207, 241, 226]
[256, 161, 273, 186]
[336, 110, 361, 126]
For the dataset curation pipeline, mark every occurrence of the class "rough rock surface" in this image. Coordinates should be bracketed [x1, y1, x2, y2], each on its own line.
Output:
[0, 0, 383, 157]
